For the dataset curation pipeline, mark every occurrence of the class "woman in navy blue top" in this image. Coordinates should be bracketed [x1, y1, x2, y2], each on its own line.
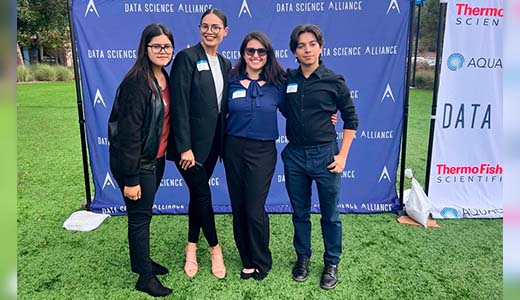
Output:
[223, 32, 285, 280]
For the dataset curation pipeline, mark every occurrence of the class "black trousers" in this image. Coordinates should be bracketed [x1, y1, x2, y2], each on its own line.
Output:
[175, 120, 221, 247]
[111, 156, 165, 275]
[223, 135, 275, 273]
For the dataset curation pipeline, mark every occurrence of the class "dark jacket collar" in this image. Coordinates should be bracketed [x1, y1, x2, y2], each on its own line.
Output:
[195, 42, 221, 59]
[296, 61, 326, 79]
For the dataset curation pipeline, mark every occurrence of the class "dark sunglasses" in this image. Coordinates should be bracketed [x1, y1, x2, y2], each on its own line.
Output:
[244, 47, 267, 57]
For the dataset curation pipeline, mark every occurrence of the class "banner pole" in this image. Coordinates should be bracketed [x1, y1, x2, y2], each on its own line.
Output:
[398, 0, 416, 211]
[411, 3, 422, 87]
[424, 2, 447, 194]
[67, 0, 93, 210]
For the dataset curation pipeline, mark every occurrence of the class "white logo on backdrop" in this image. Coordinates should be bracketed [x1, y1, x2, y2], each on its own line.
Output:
[378, 166, 392, 183]
[387, 0, 400, 14]
[102, 172, 116, 190]
[93, 89, 106, 108]
[239, 0, 252, 18]
[85, 0, 100, 17]
[381, 84, 396, 103]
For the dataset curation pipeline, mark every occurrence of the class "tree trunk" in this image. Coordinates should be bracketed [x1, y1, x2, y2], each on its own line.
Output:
[39, 46, 44, 63]
[17, 43, 24, 67]
[58, 48, 68, 66]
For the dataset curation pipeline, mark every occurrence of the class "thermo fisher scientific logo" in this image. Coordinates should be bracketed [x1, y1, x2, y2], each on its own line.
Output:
[455, 3, 503, 27]
[435, 163, 503, 184]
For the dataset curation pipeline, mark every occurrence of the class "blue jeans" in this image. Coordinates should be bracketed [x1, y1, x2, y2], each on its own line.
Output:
[281, 141, 342, 266]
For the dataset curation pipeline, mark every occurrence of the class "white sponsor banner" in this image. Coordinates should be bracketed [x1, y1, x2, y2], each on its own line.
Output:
[428, 0, 503, 218]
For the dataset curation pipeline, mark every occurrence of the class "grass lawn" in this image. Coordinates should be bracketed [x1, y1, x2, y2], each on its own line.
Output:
[17, 82, 502, 300]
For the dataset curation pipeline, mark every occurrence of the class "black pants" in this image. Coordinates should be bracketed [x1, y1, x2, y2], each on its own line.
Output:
[223, 135, 275, 273]
[111, 156, 165, 275]
[175, 121, 221, 247]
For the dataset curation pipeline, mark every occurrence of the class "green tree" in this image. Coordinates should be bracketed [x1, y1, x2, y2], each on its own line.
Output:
[419, 0, 440, 52]
[17, 0, 70, 64]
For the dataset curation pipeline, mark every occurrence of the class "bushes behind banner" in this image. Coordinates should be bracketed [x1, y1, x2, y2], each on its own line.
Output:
[17, 64, 74, 82]
[415, 69, 434, 89]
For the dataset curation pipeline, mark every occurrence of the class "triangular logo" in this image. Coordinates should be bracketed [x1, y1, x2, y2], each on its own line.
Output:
[102, 172, 116, 190]
[381, 84, 395, 103]
[93, 89, 106, 108]
[378, 166, 391, 183]
[386, 0, 400, 14]
[239, 0, 252, 18]
[85, 0, 100, 17]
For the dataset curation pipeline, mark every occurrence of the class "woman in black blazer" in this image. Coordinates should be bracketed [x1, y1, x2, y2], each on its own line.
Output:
[166, 8, 231, 279]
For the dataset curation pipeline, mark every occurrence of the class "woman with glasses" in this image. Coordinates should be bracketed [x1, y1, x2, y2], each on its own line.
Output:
[108, 24, 173, 297]
[223, 32, 286, 281]
[166, 8, 231, 279]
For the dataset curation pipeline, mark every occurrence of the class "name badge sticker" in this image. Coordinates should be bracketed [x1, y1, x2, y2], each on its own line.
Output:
[232, 89, 247, 99]
[196, 60, 210, 71]
[286, 83, 298, 93]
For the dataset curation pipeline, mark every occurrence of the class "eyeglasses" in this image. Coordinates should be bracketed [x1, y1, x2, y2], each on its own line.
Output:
[244, 48, 267, 57]
[147, 44, 174, 54]
[199, 23, 223, 33]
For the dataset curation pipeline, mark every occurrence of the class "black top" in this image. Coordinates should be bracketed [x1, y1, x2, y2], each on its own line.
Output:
[284, 63, 359, 146]
[166, 43, 232, 163]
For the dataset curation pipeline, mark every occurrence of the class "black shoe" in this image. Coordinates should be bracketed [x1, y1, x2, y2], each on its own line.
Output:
[320, 265, 338, 290]
[292, 257, 310, 282]
[135, 273, 172, 297]
[253, 269, 269, 281]
[151, 260, 169, 275]
[240, 269, 256, 280]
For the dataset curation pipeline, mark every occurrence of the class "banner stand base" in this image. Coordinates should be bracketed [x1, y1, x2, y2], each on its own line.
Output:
[397, 215, 440, 228]
[81, 199, 92, 211]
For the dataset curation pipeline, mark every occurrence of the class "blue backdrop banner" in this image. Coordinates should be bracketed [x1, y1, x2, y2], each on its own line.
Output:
[72, 0, 410, 215]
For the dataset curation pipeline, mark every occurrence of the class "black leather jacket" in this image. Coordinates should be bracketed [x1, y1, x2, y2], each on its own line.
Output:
[108, 73, 165, 186]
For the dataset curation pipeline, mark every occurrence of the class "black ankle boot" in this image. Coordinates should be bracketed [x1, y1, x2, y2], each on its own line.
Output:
[292, 257, 310, 282]
[320, 265, 338, 290]
[151, 260, 169, 275]
[253, 269, 269, 281]
[135, 273, 172, 297]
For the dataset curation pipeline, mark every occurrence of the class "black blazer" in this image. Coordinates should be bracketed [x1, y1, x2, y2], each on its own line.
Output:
[166, 43, 232, 164]
[108, 72, 166, 186]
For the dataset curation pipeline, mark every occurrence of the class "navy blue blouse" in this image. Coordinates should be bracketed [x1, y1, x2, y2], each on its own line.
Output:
[226, 73, 285, 141]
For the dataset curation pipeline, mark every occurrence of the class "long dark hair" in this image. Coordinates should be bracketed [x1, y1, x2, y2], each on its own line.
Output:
[231, 32, 285, 85]
[200, 8, 227, 27]
[123, 24, 174, 97]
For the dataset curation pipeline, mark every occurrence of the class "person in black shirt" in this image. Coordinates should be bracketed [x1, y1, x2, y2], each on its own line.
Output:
[282, 24, 358, 290]
[108, 24, 173, 297]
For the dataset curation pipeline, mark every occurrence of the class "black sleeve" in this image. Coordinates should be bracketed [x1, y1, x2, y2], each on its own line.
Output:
[336, 76, 359, 130]
[113, 79, 148, 186]
[169, 50, 195, 154]
[227, 59, 232, 73]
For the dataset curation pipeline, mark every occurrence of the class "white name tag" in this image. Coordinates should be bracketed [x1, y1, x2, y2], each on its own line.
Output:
[196, 60, 210, 71]
[286, 83, 298, 93]
[232, 89, 247, 99]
